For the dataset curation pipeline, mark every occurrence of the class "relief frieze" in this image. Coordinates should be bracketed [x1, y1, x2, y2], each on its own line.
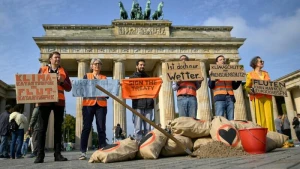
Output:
[118, 27, 166, 35]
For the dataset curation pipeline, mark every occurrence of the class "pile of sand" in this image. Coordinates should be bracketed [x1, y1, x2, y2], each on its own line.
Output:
[191, 141, 248, 159]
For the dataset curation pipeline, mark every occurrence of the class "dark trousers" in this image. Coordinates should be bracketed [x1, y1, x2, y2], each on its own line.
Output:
[282, 129, 292, 140]
[80, 105, 107, 153]
[37, 105, 64, 155]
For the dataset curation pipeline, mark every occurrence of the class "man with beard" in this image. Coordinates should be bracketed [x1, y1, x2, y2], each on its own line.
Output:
[130, 59, 154, 142]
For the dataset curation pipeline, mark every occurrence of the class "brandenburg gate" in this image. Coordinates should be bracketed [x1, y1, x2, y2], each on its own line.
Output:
[34, 20, 248, 149]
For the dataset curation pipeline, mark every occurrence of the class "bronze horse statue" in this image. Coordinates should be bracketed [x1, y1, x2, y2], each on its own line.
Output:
[152, 1, 164, 20]
[119, 1, 128, 19]
[143, 0, 151, 20]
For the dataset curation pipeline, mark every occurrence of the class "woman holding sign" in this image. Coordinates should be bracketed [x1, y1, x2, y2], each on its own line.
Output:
[245, 56, 275, 131]
[79, 58, 108, 160]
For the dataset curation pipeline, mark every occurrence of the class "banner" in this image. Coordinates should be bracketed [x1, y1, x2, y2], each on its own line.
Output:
[72, 79, 120, 97]
[210, 64, 246, 81]
[252, 80, 287, 97]
[122, 77, 162, 99]
[165, 61, 202, 82]
[15, 74, 58, 104]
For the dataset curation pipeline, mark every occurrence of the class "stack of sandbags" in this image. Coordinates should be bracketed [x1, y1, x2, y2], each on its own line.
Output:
[89, 138, 138, 163]
[193, 137, 214, 151]
[137, 129, 168, 159]
[230, 120, 262, 130]
[210, 116, 243, 149]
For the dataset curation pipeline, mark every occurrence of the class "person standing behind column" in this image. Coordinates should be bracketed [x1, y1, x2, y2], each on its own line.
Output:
[0, 105, 13, 159]
[27, 104, 39, 158]
[274, 114, 283, 134]
[9, 105, 28, 159]
[130, 59, 154, 142]
[245, 56, 275, 131]
[34, 51, 72, 163]
[79, 58, 108, 160]
[281, 114, 291, 140]
[172, 55, 203, 118]
[208, 55, 242, 120]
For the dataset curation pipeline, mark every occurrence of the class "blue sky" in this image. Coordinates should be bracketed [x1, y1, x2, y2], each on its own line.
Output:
[1, 0, 300, 142]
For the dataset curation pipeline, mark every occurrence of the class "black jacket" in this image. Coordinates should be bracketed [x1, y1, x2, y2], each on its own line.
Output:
[130, 71, 154, 109]
[0, 111, 10, 136]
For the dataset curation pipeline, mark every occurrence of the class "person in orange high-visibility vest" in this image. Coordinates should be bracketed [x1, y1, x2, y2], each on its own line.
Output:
[172, 55, 204, 118]
[208, 55, 242, 120]
[35, 51, 72, 163]
[79, 58, 108, 160]
[245, 56, 275, 131]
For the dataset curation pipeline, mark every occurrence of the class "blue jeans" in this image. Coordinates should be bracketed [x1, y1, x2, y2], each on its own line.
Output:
[0, 135, 9, 157]
[10, 129, 24, 159]
[80, 105, 107, 153]
[21, 142, 28, 156]
[215, 95, 234, 120]
[177, 96, 197, 118]
[133, 109, 153, 142]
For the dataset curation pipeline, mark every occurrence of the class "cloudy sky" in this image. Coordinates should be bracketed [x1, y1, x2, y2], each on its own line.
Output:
[1, 0, 300, 142]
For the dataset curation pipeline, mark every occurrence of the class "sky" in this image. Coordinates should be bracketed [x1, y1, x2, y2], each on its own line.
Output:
[1, 0, 300, 143]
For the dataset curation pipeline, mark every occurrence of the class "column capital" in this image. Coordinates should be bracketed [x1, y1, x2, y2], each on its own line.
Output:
[38, 58, 48, 64]
[113, 59, 126, 63]
[76, 59, 90, 63]
[160, 59, 173, 62]
[229, 58, 241, 63]
[196, 58, 208, 63]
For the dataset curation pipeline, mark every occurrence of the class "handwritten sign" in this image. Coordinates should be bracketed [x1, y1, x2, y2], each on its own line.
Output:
[253, 80, 287, 97]
[122, 78, 162, 99]
[72, 79, 120, 97]
[166, 61, 202, 82]
[15, 74, 58, 104]
[210, 64, 246, 81]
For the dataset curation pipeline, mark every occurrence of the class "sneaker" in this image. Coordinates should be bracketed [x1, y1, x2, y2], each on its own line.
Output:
[27, 153, 37, 158]
[78, 153, 87, 160]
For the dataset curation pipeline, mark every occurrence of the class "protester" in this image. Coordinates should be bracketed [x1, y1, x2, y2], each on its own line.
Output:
[172, 55, 203, 118]
[130, 59, 154, 142]
[9, 105, 28, 159]
[35, 51, 72, 163]
[245, 56, 275, 131]
[27, 105, 39, 158]
[79, 58, 108, 160]
[208, 55, 242, 120]
[0, 105, 13, 158]
[292, 117, 300, 141]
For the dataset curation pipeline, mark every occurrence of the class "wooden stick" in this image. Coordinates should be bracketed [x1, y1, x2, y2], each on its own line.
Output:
[95, 84, 193, 155]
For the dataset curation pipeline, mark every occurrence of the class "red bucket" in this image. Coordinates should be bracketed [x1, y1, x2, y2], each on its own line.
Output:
[238, 128, 268, 154]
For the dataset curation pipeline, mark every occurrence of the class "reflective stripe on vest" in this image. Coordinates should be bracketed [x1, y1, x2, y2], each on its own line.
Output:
[40, 66, 66, 101]
[213, 81, 234, 96]
[82, 73, 107, 107]
[177, 82, 197, 96]
[249, 71, 272, 101]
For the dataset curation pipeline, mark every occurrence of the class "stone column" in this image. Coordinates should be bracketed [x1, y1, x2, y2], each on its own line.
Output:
[272, 96, 279, 119]
[113, 59, 126, 135]
[249, 96, 256, 123]
[158, 60, 175, 127]
[230, 59, 247, 120]
[284, 90, 297, 139]
[46, 111, 55, 149]
[23, 103, 31, 130]
[75, 59, 90, 149]
[0, 97, 6, 113]
[196, 59, 211, 121]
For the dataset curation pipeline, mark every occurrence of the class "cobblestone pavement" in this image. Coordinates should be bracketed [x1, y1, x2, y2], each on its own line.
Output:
[0, 147, 299, 169]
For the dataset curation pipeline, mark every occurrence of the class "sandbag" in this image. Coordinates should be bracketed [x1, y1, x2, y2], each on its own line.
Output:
[171, 117, 211, 138]
[210, 116, 242, 149]
[89, 138, 138, 163]
[160, 134, 193, 157]
[230, 120, 261, 130]
[193, 137, 214, 151]
[266, 131, 289, 152]
[137, 129, 167, 159]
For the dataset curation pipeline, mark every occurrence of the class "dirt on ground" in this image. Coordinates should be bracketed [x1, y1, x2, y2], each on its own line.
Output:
[191, 141, 248, 159]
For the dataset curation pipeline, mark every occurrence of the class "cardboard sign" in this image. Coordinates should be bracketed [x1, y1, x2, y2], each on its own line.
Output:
[72, 79, 120, 97]
[165, 61, 202, 82]
[252, 80, 287, 97]
[210, 64, 246, 81]
[15, 74, 58, 104]
[122, 78, 162, 99]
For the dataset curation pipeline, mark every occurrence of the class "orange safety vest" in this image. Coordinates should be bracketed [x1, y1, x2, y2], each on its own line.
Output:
[82, 73, 107, 107]
[177, 82, 197, 96]
[213, 81, 234, 96]
[249, 70, 272, 101]
[40, 66, 66, 101]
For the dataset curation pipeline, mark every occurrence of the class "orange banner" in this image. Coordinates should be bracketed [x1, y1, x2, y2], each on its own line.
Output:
[121, 78, 163, 99]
